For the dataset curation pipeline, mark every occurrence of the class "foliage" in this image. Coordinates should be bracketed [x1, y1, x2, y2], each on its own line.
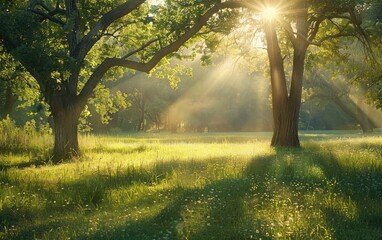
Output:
[89, 86, 128, 125]
[335, 0, 382, 109]
[1, 132, 382, 239]
[154, 61, 193, 89]
[0, 0, 237, 103]
[349, 43, 382, 109]
[0, 48, 40, 115]
[78, 105, 93, 133]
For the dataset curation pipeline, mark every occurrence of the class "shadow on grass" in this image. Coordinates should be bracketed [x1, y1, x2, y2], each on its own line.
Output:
[0, 159, 181, 238]
[77, 155, 277, 240]
[309, 147, 382, 239]
[2, 145, 382, 239]
[0, 160, 48, 171]
[81, 178, 259, 239]
[267, 146, 382, 239]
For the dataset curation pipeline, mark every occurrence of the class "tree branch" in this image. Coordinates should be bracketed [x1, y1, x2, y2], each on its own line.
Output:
[65, 0, 81, 95]
[28, 0, 65, 25]
[280, 20, 297, 46]
[78, 1, 246, 106]
[75, 0, 146, 63]
[122, 38, 160, 59]
[296, 18, 354, 47]
[29, 8, 65, 26]
[308, 17, 325, 42]
[348, 7, 374, 59]
[312, 32, 354, 46]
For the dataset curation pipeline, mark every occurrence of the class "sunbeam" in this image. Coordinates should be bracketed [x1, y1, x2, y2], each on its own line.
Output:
[262, 7, 279, 21]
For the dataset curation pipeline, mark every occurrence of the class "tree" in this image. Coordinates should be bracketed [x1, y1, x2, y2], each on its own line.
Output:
[254, 0, 375, 146]
[330, 0, 382, 122]
[119, 75, 175, 132]
[0, 0, 243, 161]
[0, 81, 16, 120]
[0, 49, 39, 120]
[299, 0, 382, 133]
[0, 51, 20, 119]
[189, 0, 376, 146]
[306, 72, 377, 133]
[348, 49, 382, 114]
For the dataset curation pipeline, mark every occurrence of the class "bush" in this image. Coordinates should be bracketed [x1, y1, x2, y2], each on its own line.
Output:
[0, 116, 52, 151]
[0, 116, 23, 149]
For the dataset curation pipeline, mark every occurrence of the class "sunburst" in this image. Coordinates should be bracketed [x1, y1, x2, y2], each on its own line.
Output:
[262, 7, 279, 21]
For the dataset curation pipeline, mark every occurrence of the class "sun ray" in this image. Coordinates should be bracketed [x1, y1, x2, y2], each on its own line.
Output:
[262, 7, 279, 21]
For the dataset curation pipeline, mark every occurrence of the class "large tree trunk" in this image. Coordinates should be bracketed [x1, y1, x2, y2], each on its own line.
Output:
[264, 3, 308, 147]
[51, 100, 81, 162]
[271, 100, 301, 146]
[269, 46, 306, 147]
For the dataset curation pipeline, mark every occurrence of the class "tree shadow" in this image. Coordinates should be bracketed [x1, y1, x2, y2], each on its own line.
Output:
[268, 145, 382, 239]
[47, 155, 269, 240]
[79, 179, 255, 239]
[3, 145, 382, 239]
[2, 157, 245, 239]
[72, 155, 278, 240]
[0, 161, 178, 239]
[0, 160, 47, 171]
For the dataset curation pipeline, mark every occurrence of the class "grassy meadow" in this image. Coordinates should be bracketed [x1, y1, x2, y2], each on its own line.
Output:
[1, 131, 382, 239]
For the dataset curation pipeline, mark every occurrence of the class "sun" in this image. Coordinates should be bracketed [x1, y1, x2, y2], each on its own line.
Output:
[262, 7, 279, 21]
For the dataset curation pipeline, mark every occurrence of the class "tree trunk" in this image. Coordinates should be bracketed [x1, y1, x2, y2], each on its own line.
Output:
[271, 100, 301, 146]
[136, 117, 145, 131]
[356, 98, 375, 133]
[51, 103, 81, 162]
[358, 113, 374, 133]
[264, 3, 308, 147]
[2, 85, 17, 119]
[332, 95, 375, 133]
[272, 46, 306, 146]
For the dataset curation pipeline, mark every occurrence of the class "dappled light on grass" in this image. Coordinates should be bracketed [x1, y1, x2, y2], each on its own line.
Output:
[1, 133, 382, 239]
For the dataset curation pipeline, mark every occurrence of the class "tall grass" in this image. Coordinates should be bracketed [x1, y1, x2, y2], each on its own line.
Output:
[0, 117, 52, 160]
[0, 131, 382, 239]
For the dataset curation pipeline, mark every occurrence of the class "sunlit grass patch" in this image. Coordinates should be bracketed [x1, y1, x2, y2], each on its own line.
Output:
[1, 132, 382, 239]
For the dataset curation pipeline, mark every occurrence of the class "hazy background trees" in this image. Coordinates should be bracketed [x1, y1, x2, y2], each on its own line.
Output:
[75, 54, 382, 134]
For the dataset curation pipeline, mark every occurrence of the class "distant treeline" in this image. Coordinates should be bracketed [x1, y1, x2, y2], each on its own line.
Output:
[2, 60, 381, 133]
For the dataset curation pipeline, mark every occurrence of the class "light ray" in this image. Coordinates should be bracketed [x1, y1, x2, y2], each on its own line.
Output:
[262, 7, 279, 21]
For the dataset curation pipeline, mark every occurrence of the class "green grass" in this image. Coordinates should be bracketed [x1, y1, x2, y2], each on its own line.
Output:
[1, 132, 382, 239]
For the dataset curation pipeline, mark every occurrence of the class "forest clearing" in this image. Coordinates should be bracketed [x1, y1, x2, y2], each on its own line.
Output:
[1, 0, 382, 239]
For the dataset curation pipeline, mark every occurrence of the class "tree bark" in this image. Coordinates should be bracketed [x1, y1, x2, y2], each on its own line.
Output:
[51, 99, 81, 162]
[271, 101, 302, 147]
